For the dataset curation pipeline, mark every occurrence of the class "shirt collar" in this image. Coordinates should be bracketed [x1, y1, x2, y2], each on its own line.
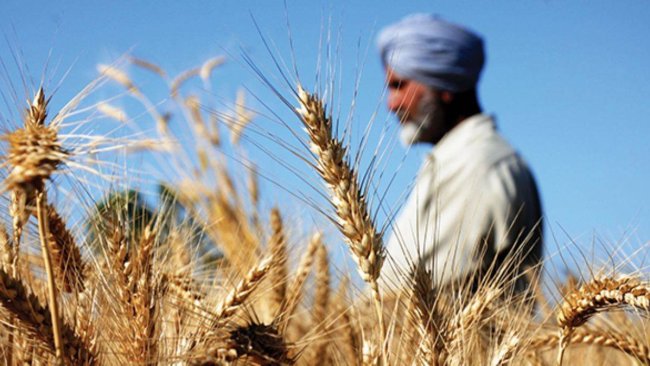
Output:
[430, 113, 496, 162]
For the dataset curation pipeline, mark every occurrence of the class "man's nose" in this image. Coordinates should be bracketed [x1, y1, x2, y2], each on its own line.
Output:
[387, 93, 402, 113]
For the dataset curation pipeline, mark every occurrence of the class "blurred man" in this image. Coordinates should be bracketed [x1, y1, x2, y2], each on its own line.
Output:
[377, 14, 543, 295]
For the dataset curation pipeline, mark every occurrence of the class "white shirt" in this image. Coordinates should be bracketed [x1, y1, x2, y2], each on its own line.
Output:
[383, 114, 543, 291]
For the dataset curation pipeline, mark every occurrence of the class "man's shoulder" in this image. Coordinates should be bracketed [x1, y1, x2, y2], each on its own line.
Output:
[468, 128, 520, 171]
[436, 114, 517, 165]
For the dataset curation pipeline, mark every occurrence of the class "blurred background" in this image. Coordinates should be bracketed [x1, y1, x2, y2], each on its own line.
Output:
[2, 0, 649, 278]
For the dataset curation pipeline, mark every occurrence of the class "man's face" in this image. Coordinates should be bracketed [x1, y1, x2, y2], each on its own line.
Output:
[385, 68, 448, 145]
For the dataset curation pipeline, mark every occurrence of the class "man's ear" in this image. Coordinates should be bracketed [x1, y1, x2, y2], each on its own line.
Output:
[440, 90, 454, 104]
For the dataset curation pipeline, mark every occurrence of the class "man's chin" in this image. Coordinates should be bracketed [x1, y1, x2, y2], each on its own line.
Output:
[399, 122, 422, 147]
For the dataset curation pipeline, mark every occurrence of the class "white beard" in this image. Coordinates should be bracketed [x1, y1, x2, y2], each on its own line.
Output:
[398, 92, 437, 147]
[399, 122, 424, 147]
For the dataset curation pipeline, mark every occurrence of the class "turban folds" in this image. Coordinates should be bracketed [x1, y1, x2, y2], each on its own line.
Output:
[377, 14, 485, 93]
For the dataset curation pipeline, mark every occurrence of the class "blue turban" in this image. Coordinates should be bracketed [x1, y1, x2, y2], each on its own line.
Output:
[377, 14, 485, 93]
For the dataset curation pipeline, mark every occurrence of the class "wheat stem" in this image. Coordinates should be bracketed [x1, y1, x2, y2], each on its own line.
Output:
[36, 191, 63, 362]
[556, 327, 570, 366]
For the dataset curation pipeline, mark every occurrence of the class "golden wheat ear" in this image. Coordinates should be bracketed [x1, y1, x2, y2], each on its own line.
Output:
[214, 254, 275, 326]
[294, 85, 387, 362]
[556, 276, 650, 364]
[4, 88, 66, 242]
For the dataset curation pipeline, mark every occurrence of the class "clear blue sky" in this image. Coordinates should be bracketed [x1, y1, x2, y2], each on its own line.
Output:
[2, 1, 649, 273]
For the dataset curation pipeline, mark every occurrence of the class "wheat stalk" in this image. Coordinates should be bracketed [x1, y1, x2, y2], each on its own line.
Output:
[210, 191, 260, 274]
[132, 226, 158, 363]
[294, 85, 386, 361]
[247, 166, 260, 232]
[35, 192, 64, 361]
[98, 63, 171, 135]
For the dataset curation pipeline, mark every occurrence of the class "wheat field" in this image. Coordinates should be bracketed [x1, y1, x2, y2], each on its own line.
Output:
[0, 47, 647, 366]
